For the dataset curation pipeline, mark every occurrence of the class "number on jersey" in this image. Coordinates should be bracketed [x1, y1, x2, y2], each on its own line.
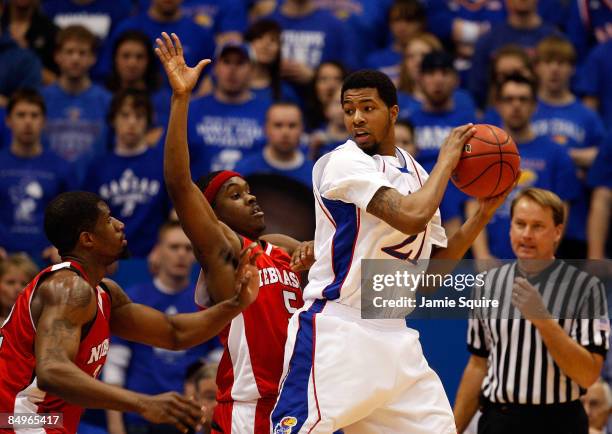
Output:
[283, 290, 298, 314]
[381, 234, 424, 263]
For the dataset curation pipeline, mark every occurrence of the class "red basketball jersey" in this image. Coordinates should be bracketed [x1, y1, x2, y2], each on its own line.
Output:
[195, 238, 304, 403]
[0, 261, 111, 434]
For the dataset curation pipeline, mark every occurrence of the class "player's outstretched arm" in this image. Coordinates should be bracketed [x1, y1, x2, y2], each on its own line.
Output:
[155, 32, 241, 300]
[108, 245, 259, 350]
[367, 124, 476, 235]
[34, 273, 204, 432]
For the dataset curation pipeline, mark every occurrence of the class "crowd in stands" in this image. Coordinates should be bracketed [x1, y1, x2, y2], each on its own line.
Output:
[0, 0, 610, 432]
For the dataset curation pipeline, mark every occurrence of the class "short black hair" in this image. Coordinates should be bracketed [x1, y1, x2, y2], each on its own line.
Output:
[107, 88, 154, 128]
[44, 191, 104, 256]
[341, 70, 398, 108]
[7, 88, 46, 116]
[496, 73, 538, 102]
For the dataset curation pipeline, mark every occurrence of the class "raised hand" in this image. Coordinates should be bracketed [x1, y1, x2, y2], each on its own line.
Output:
[437, 124, 476, 170]
[154, 32, 210, 95]
[139, 391, 205, 433]
[476, 170, 521, 220]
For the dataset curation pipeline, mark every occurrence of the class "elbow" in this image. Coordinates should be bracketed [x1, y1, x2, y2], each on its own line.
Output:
[398, 211, 429, 235]
[36, 363, 64, 394]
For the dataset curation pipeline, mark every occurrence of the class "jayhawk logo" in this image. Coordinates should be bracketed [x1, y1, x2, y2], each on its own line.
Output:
[274, 416, 298, 434]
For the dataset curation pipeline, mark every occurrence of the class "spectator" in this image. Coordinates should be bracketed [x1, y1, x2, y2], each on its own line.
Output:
[42, 0, 132, 43]
[365, 0, 426, 84]
[482, 44, 534, 125]
[105, 30, 171, 139]
[42, 25, 111, 180]
[244, 19, 300, 104]
[304, 61, 347, 131]
[394, 118, 416, 157]
[566, 0, 612, 62]
[102, 221, 221, 434]
[0, 89, 74, 265]
[0, 253, 37, 324]
[265, 0, 351, 85]
[308, 87, 348, 160]
[454, 187, 608, 433]
[466, 74, 580, 260]
[578, 40, 612, 134]
[531, 35, 606, 259]
[235, 102, 313, 189]
[469, 0, 558, 109]
[582, 379, 612, 434]
[0, 24, 42, 106]
[587, 139, 612, 259]
[100, 0, 215, 89]
[190, 363, 219, 434]
[137, 0, 247, 44]
[0, 0, 59, 84]
[397, 33, 475, 121]
[81, 89, 171, 258]
[187, 42, 271, 173]
[409, 50, 475, 231]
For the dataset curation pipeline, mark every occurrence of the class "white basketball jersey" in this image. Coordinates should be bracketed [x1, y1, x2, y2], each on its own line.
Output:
[303, 140, 447, 308]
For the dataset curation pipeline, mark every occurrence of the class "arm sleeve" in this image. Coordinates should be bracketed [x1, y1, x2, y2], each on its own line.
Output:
[572, 278, 610, 356]
[319, 149, 393, 209]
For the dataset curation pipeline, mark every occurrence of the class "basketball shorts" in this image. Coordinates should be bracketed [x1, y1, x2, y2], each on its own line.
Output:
[270, 299, 456, 434]
[213, 399, 276, 434]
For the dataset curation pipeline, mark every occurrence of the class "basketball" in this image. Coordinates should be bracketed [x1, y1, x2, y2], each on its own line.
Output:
[451, 124, 520, 198]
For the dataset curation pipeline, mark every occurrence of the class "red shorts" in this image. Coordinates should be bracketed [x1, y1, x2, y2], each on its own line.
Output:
[212, 399, 276, 434]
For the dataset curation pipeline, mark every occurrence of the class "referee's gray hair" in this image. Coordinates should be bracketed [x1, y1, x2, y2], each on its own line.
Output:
[510, 187, 565, 226]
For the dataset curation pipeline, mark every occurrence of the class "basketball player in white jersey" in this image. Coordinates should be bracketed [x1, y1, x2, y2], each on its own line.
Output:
[270, 70, 515, 433]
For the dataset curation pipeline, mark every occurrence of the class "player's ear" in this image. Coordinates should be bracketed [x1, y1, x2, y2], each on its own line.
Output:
[390, 104, 399, 123]
[79, 231, 95, 249]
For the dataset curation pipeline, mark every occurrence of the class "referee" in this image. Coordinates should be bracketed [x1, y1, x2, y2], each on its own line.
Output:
[454, 188, 610, 434]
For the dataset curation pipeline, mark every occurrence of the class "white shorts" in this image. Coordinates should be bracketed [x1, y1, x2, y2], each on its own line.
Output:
[271, 300, 456, 434]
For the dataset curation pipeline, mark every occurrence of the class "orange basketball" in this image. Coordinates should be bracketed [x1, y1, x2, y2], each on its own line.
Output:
[451, 124, 520, 198]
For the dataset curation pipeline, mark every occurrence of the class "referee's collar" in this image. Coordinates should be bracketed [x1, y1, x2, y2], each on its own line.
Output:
[515, 259, 563, 286]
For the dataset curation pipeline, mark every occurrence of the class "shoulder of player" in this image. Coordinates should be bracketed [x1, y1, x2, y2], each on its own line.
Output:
[101, 278, 132, 310]
[37, 270, 97, 313]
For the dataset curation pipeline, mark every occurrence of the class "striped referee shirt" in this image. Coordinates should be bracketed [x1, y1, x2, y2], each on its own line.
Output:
[468, 260, 610, 405]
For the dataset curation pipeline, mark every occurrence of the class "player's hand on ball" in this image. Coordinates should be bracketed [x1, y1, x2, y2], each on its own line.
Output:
[139, 392, 205, 433]
[437, 124, 476, 170]
[231, 242, 261, 309]
[511, 277, 551, 321]
[290, 241, 315, 272]
[155, 32, 210, 95]
[476, 170, 521, 219]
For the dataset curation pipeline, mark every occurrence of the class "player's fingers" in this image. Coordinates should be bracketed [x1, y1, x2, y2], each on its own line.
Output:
[171, 32, 183, 58]
[155, 39, 170, 62]
[195, 59, 211, 75]
[172, 395, 201, 428]
[458, 123, 476, 141]
[161, 32, 177, 57]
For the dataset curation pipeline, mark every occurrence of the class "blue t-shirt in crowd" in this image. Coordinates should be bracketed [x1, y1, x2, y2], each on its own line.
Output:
[588, 138, 612, 189]
[187, 93, 271, 174]
[81, 147, 170, 257]
[311, 0, 393, 66]
[410, 103, 476, 221]
[0, 149, 75, 264]
[112, 280, 220, 426]
[566, 0, 612, 62]
[531, 98, 605, 241]
[42, 0, 132, 41]
[234, 149, 314, 189]
[151, 87, 172, 129]
[99, 13, 215, 86]
[0, 34, 41, 98]
[366, 46, 402, 85]
[251, 81, 301, 107]
[41, 83, 112, 176]
[469, 22, 558, 108]
[577, 40, 612, 134]
[398, 89, 476, 122]
[485, 135, 580, 259]
[138, 0, 247, 35]
[266, 8, 350, 70]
